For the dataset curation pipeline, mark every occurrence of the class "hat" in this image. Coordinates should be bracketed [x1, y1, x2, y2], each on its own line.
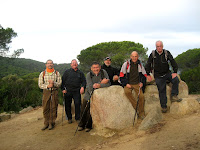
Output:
[104, 57, 111, 61]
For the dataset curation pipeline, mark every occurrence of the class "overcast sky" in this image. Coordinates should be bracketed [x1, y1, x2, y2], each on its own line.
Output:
[1, 0, 200, 64]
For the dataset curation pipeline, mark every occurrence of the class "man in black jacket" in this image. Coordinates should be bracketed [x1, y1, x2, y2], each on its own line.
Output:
[61, 59, 86, 123]
[101, 57, 120, 85]
[145, 41, 181, 113]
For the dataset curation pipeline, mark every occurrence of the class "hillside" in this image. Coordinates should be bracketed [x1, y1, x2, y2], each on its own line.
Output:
[0, 95, 199, 150]
[0, 56, 70, 78]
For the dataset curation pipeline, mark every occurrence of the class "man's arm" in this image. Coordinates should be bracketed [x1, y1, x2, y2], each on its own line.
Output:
[38, 72, 48, 89]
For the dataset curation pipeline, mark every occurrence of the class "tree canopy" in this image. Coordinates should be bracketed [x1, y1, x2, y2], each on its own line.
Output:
[175, 48, 200, 73]
[175, 48, 200, 93]
[77, 41, 148, 73]
[0, 25, 24, 57]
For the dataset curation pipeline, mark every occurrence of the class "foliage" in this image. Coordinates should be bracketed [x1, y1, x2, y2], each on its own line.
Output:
[0, 74, 42, 112]
[175, 48, 200, 94]
[0, 56, 70, 78]
[0, 25, 24, 57]
[175, 48, 200, 73]
[77, 41, 148, 73]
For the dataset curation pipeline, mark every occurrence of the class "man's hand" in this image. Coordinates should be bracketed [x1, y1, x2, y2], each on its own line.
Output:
[147, 75, 152, 82]
[113, 75, 119, 81]
[80, 87, 84, 94]
[62, 90, 67, 94]
[172, 73, 177, 79]
[139, 82, 143, 88]
[93, 83, 101, 89]
[47, 80, 54, 88]
[101, 78, 109, 84]
[126, 84, 131, 89]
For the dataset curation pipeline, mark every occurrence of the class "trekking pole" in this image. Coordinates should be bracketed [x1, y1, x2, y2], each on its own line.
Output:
[74, 89, 94, 136]
[61, 87, 66, 126]
[50, 88, 53, 126]
[133, 87, 141, 126]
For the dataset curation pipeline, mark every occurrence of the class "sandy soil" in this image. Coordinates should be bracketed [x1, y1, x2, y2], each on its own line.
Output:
[0, 95, 200, 150]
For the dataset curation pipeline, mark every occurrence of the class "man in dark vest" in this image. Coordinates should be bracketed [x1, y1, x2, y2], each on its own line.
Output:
[78, 61, 110, 132]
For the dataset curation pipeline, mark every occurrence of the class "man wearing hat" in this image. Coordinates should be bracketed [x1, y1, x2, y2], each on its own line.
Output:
[101, 57, 120, 85]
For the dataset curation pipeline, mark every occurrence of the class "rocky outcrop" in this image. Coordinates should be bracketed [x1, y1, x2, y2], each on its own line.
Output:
[90, 79, 194, 137]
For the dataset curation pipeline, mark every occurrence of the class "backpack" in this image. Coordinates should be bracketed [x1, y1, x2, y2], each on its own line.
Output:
[151, 49, 168, 75]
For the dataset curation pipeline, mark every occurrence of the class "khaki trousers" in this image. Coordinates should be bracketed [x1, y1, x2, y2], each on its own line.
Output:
[42, 89, 58, 126]
[124, 84, 145, 116]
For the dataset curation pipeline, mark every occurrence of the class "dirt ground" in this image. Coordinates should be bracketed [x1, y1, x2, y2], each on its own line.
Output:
[0, 95, 200, 150]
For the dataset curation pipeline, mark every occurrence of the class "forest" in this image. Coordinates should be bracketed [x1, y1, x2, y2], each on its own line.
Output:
[0, 26, 200, 113]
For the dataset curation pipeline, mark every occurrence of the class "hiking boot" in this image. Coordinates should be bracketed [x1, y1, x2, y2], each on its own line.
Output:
[68, 119, 72, 124]
[138, 115, 145, 120]
[161, 107, 168, 113]
[49, 124, 55, 130]
[41, 125, 49, 131]
[78, 127, 85, 131]
[171, 95, 182, 102]
[85, 128, 92, 132]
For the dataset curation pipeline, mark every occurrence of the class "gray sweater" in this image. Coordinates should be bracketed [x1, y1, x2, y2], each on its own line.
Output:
[84, 69, 110, 100]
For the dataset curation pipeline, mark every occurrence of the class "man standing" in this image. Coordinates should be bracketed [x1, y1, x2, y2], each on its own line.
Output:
[38, 59, 62, 130]
[61, 59, 86, 124]
[101, 57, 120, 85]
[78, 61, 110, 132]
[145, 40, 181, 113]
[120, 51, 147, 119]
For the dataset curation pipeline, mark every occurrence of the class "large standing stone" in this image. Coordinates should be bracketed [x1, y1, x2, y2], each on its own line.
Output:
[139, 106, 163, 130]
[91, 86, 135, 137]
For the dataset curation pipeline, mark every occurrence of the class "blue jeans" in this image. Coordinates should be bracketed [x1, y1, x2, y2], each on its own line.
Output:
[155, 72, 179, 108]
[64, 90, 81, 120]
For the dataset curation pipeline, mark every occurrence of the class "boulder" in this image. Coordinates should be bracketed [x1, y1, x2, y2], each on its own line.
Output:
[139, 106, 163, 130]
[19, 106, 34, 114]
[0, 113, 11, 122]
[91, 86, 136, 137]
[170, 98, 200, 115]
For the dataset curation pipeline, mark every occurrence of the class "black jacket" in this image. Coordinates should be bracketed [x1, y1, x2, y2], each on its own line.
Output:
[101, 64, 120, 85]
[145, 49, 178, 78]
[61, 68, 86, 91]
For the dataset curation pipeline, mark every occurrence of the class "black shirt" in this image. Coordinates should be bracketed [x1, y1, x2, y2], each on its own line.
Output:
[61, 68, 86, 91]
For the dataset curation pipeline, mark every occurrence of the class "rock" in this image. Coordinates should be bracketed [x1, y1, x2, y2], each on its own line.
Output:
[170, 98, 200, 115]
[139, 106, 163, 130]
[144, 84, 171, 114]
[196, 98, 200, 104]
[91, 86, 136, 137]
[19, 106, 34, 114]
[0, 113, 11, 122]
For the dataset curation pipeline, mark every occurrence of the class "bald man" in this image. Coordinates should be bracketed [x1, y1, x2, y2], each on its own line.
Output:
[120, 51, 147, 119]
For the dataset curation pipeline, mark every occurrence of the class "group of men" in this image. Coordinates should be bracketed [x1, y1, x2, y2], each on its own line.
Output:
[38, 40, 181, 131]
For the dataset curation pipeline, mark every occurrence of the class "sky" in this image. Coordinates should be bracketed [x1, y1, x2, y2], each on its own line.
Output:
[1, 0, 200, 64]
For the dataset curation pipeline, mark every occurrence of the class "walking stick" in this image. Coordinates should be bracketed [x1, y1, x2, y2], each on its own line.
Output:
[133, 87, 141, 126]
[74, 90, 94, 136]
[50, 88, 53, 126]
[62, 93, 65, 126]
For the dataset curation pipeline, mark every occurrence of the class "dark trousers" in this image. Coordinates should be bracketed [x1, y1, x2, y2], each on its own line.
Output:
[64, 90, 81, 120]
[155, 72, 179, 108]
[79, 99, 92, 129]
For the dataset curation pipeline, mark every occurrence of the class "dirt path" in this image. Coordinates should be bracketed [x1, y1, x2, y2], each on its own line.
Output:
[0, 95, 200, 150]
